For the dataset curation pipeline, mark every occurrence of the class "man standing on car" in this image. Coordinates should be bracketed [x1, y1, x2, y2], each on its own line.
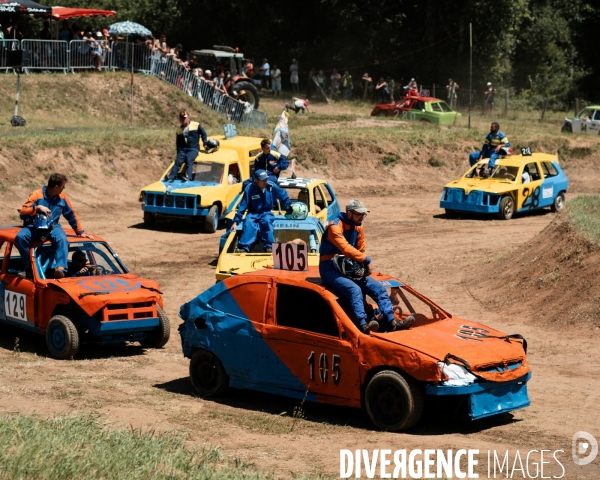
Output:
[319, 200, 410, 334]
[254, 139, 289, 183]
[230, 170, 291, 253]
[168, 110, 208, 182]
[16, 173, 94, 279]
[469, 122, 510, 170]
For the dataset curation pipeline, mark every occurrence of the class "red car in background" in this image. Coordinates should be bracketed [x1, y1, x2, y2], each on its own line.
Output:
[371, 95, 461, 125]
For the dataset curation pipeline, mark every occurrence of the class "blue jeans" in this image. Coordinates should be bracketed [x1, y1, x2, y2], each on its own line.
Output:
[469, 150, 500, 168]
[15, 225, 68, 271]
[319, 260, 394, 327]
[238, 212, 275, 252]
[169, 149, 198, 180]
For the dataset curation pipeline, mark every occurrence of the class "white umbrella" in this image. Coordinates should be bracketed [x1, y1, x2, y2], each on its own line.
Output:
[108, 21, 152, 37]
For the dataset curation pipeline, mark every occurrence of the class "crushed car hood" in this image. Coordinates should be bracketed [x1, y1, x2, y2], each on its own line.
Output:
[52, 274, 162, 316]
[444, 178, 517, 195]
[371, 316, 529, 382]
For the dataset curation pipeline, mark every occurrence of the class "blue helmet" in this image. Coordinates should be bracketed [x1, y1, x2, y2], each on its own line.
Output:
[33, 213, 53, 241]
[332, 255, 368, 281]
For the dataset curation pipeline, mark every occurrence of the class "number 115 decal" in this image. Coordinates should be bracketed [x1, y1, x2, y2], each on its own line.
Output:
[308, 351, 341, 385]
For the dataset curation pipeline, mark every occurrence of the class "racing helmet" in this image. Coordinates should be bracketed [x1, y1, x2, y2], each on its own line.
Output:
[205, 138, 220, 154]
[498, 147, 513, 157]
[33, 213, 53, 241]
[285, 201, 308, 220]
[332, 255, 368, 281]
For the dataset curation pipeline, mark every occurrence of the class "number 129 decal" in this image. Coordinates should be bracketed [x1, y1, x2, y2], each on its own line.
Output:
[4, 290, 27, 323]
[307, 351, 341, 385]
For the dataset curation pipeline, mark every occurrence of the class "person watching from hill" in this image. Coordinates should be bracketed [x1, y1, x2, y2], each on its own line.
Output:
[260, 58, 270, 90]
[290, 59, 299, 93]
[167, 111, 208, 182]
[254, 139, 289, 183]
[271, 64, 282, 97]
[469, 122, 510, 171]
[319, 200, 410, 334]
[230, 169, 291, 253]
[16, 173, 93, 279]
[375, 77, 388, 103]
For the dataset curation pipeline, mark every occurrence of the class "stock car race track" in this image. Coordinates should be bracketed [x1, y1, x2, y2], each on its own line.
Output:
[0, 148, 599, 477]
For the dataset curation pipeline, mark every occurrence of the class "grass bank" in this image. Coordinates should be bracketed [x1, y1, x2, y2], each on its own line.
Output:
[0, 414, 266, 480]
[566, 195, 600, 244]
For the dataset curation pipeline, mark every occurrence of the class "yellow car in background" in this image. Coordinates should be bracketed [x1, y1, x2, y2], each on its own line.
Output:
[139, 135, 262, 233]
[440, 151, 569, 220]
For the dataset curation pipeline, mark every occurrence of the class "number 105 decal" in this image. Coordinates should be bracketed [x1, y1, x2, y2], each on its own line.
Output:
[4, 290, 27, 322]
[307, 351, 341, 385]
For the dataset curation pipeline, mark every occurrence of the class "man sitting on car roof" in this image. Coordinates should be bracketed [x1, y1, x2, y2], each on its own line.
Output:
[469, 122, 510, 171]
[319, 200, 410, 334]
[254, 139, 289, 183]
[230, 169, 291, 253]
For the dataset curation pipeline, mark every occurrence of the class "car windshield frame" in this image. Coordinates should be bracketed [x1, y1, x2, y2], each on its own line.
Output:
[34, 241, 129, 280]
[193, 161, 225, 184]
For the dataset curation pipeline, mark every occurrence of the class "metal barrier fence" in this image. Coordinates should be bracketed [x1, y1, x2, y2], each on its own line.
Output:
[69, 40, 111, 72]
[1, 39, 267, 127]
[0, 40, 20, 72]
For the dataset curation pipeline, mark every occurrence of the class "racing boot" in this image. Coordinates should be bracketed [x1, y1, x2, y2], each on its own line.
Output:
[360, 320, 379, 334]
[389, 314, 416, 331]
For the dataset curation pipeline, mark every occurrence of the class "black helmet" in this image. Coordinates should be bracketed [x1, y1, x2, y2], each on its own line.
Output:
[206, 138, 220, 153]
[332, 255, 368, 281]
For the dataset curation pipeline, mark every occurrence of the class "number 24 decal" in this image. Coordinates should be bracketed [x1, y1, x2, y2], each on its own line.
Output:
[307, 352, 341, 385]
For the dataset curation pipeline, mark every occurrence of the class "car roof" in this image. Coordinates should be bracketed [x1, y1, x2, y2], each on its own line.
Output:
[495, 152, 559, 167]
[580, 105, 600, 110]
[195, 148, 238, 163]
[227, 266, 399, 285]
[0, 227, 106, 244]
[189, 49, 243, 58]
[211, 135, 263, 149]
[277, 177, 324, 188]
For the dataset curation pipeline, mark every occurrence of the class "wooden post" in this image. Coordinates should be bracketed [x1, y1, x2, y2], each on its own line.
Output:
[575, 98, 579, 116]
[504, 89, 509, 118]
[130, 43, 134, 128]
[433, 83, 436, 98]
[541, 94, 549, 122]
[312, 76, 330, 104]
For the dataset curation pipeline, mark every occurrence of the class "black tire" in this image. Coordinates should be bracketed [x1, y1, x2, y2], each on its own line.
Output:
[419, 118, 431, 123]
[46, 315, 80, 359]
[231, 81, 260, 109]
[376, 110, 388, 117]
[365, 370, 424, 431]
[143, 211, 156, 228]
[561, 123, 572, 133]
[497, 195, 515, 220]
[189, 349, 229, 397]
[551, 192, 566, 212]
[204, 204, 220, 234]
[445, 209, 458, 218]
[140, 306, 170, 348]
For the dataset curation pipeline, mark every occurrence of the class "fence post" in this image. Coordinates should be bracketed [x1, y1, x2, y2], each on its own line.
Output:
[540, 94, 549, 121]
[433, 83, 436, 98]
[504, 89, 509, 118]
[575, 98, 579, 116]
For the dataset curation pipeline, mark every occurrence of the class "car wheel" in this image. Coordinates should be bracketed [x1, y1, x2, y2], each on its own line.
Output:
[140, 305, 170, 348]
[561, 123, 572, 133]
[189, 349, 229, 397]
[365, 370, 424, 431]
[46, 315, 79, 359]
[497, 195, 515, 220]
[143, 212, 156, 228]
[205, 205, 220, 234]
[419, 119, 431, 123]
[377, 110, 388, 117]
[231, 81, 260, 109]
[551, 192, 566, 212]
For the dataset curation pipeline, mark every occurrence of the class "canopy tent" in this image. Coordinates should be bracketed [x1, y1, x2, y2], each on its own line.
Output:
[51, 7, 116, 20]
[0, 0, 51, 15]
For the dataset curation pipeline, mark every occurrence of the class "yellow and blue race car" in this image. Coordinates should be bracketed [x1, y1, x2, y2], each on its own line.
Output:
[440, 151, 569, 220]
[139, 135, 262, 233]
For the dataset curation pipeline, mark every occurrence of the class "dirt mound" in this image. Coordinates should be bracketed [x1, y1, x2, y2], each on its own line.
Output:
[467, 215, 600, 329]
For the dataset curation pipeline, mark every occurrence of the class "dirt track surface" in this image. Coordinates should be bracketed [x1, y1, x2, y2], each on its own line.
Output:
[1, 152, 599, 477]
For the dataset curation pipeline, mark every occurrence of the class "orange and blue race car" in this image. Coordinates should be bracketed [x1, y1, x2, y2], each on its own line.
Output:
[179, 268, 530, 431]
[0, 227, 170, 359]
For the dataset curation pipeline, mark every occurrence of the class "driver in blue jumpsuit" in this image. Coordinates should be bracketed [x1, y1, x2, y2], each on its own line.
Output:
[168, 110, 208, 181]
[254, 139, 289, 183]
[469, 122, 510, 170]
[230, 170, 291, 253]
